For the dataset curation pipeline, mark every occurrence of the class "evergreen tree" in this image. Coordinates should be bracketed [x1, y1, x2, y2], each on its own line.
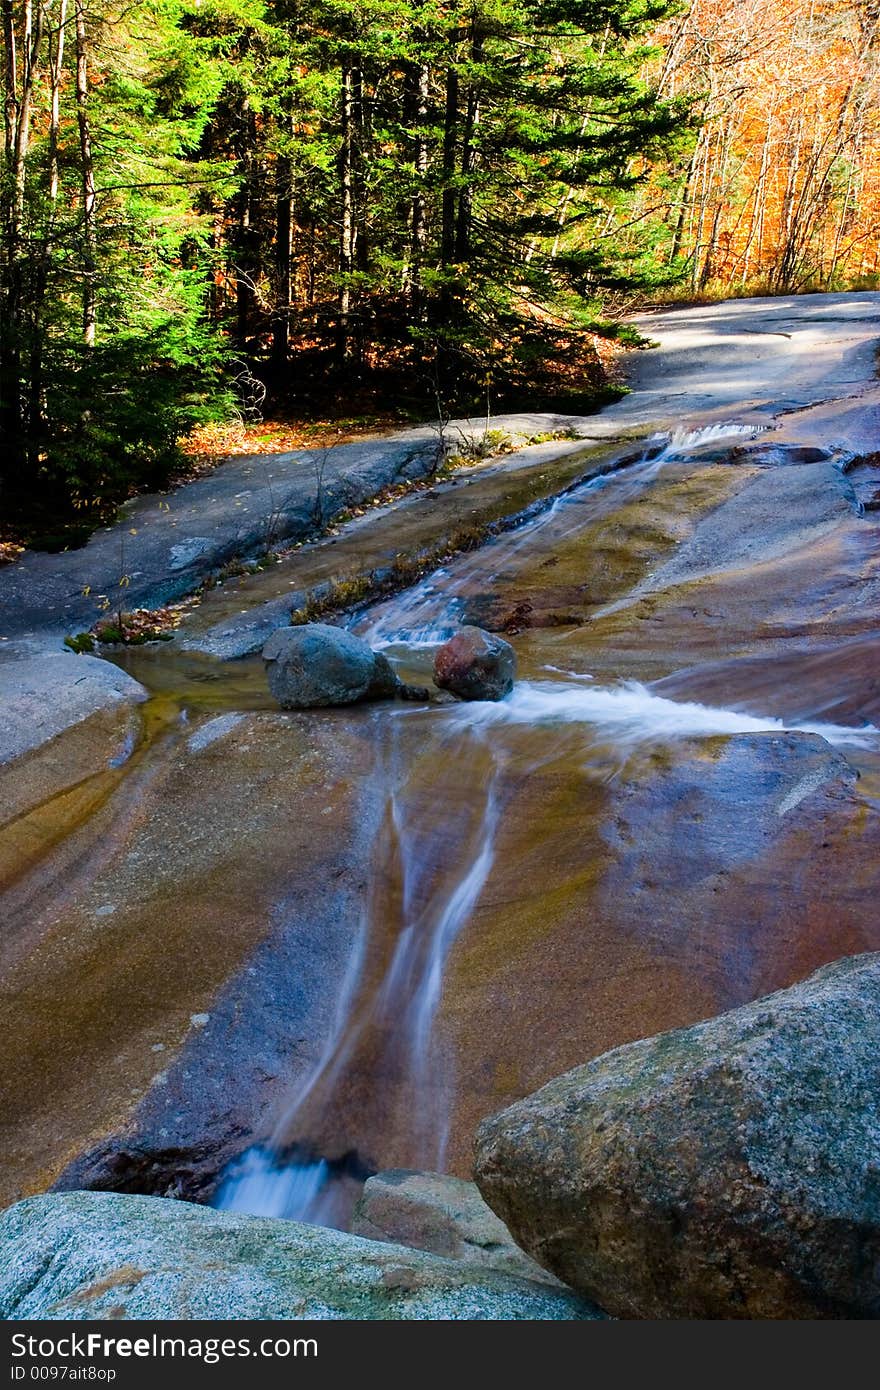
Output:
[204, 0, 686, 406]
[0, 0, 234, 525]
[1, 0, 687, 528]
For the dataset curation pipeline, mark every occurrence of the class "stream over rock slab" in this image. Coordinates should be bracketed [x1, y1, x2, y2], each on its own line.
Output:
[474, 952, 880, 1320]
[263, 623, 398, 708]
[0, 1192, 603, 1320]
[434, 627, 516, 701]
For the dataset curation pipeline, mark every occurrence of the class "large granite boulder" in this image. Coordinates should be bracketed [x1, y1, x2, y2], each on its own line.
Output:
[0, 650, 147, 768]
[263, 623, 398, 709]
[475, 953, 880, 1319]
[0, 1192, 603, 1320]
[0, 651, 147, 861]
[433, 627, 516, 701]
[351, 1170, 560, 1287]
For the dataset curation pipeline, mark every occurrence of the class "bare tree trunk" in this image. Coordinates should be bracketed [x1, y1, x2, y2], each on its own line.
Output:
[1, 0, 43, 475]
[2, 0, 17, 166]
[272, 146, 293, 370]
[234, 103, 257, 347]
[407, 59, 429, 314]
[352, 66, 367, 275]
[47, 0, 67, 201]
[668, 162, 692, 267]
[1, 0, 22, 463]
[29, 0, 68, 460]
[454, 34, 482, 262]
[828, 115, 862, 284]
[436, 54, 459, 342]
[698, 117, 733, 288]
[12, 0, 41, 234]
[739, 105, 774, 285]
[690, 131, 711, 291]
[75, 0, 96, 347]
[337, 65, 354, 363]
[440, 64, 459, 270]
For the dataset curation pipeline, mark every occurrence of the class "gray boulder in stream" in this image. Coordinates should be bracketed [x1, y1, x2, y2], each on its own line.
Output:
[0, 1192, 603, 1320]
[263, 622, 398, 708]
[433, 626, 516, 701]
[475, 953, 880, 1319]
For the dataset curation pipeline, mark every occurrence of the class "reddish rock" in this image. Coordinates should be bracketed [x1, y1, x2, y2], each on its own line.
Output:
[433, 626, 516, 702]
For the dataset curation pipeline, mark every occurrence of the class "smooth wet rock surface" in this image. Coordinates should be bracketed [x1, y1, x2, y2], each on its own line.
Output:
[263, 624, 398, 708]
[0, 1192, 602, 1320]
[0, 708, 381, 1209]
[434, 627, 516, 701]
[437, 728, 878, 1175]
[0, 654, 149, 893]
[633, 459, 858, 596]
[352, 1170, 560, 1286]
[475, 953, 880, 1319]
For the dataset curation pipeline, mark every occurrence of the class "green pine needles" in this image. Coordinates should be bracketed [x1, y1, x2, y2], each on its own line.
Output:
[1, 0, 687, 528]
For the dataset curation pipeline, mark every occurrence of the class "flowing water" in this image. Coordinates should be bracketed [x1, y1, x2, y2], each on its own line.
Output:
[216, 714, 504, 1226]
[212, 422, 880, 1227]
[358, 424, 760, 653]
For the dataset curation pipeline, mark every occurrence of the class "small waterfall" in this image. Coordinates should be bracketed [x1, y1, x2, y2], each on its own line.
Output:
[215, 1151, 333, 1223]
[214, 720, 502, 1227]
[213, 671, 874, 1226]
[661, 422, 760, 451]
[355, 484, 579, 652]
[377, 772, 500, 1167]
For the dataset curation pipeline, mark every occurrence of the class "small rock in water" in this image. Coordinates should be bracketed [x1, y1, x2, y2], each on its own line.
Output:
[433, 626, 516, 702]
[475, 952, 880, 1320]
[397, 681, 433, 702]
[862, 487, 880, 512]
[262, 623, 399, 709]
[352, 1170, 561, 1287]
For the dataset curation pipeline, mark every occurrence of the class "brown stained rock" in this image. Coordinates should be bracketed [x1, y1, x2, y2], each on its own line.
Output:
[0, 703, 144, 893]
[0, 709, 381, 1209]
[439, 729, 880, 1178]
[0, 652, 147, 768]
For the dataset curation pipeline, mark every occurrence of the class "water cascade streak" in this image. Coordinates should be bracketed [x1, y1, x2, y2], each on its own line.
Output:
[215, 719, 502, 1227]
[379, 762, 500, 1168]
[462, 680, 879, 749]
[357, 423, 760, 651]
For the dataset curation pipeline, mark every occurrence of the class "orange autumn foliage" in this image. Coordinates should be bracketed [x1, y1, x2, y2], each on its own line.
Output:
[653, 0, 880, 291]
